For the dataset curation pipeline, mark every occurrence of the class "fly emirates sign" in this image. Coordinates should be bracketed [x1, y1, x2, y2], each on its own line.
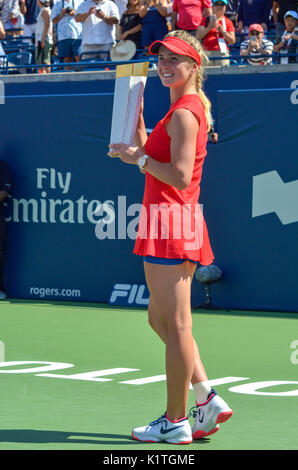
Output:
[5, 168, 141, 239]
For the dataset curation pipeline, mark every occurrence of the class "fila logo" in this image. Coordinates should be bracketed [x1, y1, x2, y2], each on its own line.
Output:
[109, 283, 150, 306]
[252, 170, 298, 225]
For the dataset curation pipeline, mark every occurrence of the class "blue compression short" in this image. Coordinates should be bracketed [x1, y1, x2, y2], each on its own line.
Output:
[144, 256, 198, 265]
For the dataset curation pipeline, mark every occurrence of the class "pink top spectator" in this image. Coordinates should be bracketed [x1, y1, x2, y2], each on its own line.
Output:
[173, 0, 212, 30]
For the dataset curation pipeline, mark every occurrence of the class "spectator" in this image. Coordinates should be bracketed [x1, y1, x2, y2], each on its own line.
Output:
[240, 22, 273, 64]
[139, 0, 169, 48]
[35, 0, 53, 73]
[75, 0, 119, 59]
[197, 0, 236, 66]
[1, 0, 25, 36]
[23, 0, 40, 44]
[0, 18, 6, 39]
[51, 0, 83, 69]
[114, 0, 127, 39]
[172, 0, 212, 36]
[225, 0, 239, 24]
[237, 0, 272, 34]
[119, 0, 142, 52]
[0, 160, 12, 301]
[0, 18, 6, 67]
[274, 10, 298, 62]
[273, 0, 298, 42]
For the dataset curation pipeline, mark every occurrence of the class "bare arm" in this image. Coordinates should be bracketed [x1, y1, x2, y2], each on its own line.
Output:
[172, 10, 177, 29]
[95, 9, 119, 25]
[52, 9, 66, 25]
[196, 23, 214, 40]
[109, 108, 199, 190]
[120, 24, 142, 40]
[0, 21, 5, 39]
[156, 0, 168, 17]
[41, 9, 50, 46]
[75, 7, 96, 22]
[272, 1, 279, 25]
[134, 100, 148, 148]
[19, 0, 27, 15]
[139, 2, 149, 18]
[202, 7, 212, 16]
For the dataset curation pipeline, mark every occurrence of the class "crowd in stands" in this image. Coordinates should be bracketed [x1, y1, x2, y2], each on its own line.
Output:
[0, 0, 297, 72]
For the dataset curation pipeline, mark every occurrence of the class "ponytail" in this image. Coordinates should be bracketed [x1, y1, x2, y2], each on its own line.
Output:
[197, 86, 212, 133]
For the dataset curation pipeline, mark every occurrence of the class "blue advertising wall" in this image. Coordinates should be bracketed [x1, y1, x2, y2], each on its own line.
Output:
[1, 70, 298, 312]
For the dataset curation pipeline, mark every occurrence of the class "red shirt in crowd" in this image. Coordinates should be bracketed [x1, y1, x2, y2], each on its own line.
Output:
[173, 0, 212, 31]
[200, 16, 235, 50]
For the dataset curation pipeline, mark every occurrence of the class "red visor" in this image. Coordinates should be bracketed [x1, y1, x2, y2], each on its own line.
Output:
[149, 37, 201, 66]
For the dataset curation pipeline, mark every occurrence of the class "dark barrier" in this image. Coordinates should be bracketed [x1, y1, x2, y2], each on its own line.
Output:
[1, 67, 298, 312]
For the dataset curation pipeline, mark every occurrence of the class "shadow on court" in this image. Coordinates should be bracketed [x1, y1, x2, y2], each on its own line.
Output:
[0, 430, 210, 446]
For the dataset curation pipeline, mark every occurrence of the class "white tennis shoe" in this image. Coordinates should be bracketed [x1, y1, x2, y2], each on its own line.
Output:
[190, 389, 233, 439]
[132, 413, 193, 444]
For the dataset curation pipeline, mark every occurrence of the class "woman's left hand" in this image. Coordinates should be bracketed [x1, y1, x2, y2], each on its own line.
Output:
[108, 143, 144, 165]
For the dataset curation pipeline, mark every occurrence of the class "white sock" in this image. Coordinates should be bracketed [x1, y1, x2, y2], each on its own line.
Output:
[192, 381, 212, 404]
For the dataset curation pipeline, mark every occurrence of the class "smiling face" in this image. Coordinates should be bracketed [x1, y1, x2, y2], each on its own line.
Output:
[157, 46, 197, 92]
[284, 16, 297, 31]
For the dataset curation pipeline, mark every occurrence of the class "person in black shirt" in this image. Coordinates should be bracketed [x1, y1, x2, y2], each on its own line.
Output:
[119, 0, 142, 51]
[0, 161, 11, 300]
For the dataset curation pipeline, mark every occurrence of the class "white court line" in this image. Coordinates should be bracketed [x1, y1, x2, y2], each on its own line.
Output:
[0, 341, 4, 362]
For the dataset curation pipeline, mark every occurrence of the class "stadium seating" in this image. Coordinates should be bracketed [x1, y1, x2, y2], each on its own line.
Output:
[6, 51, 32, 74]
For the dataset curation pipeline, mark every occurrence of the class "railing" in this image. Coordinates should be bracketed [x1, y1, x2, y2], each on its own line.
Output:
[0, 32, 297, 75]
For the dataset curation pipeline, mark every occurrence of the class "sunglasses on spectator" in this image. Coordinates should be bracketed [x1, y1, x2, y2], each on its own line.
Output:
[214, 2, 226, 5]
[250, 32, 261, 36]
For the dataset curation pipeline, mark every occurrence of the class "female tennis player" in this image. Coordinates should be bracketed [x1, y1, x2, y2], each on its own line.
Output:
[109, 30, 233, 444]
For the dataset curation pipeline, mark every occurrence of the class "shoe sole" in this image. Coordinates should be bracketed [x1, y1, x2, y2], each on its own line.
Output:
[192, 410, 234, 440]
[192, 425, 219, 440]
[216, 410, 233, 423]
[131, 432, 193, 445]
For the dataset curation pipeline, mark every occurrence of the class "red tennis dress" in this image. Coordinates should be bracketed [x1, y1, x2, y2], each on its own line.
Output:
[133, 94, 214, 266]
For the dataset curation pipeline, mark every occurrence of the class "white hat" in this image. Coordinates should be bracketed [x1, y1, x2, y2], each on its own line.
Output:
[110, 40, 136, 62]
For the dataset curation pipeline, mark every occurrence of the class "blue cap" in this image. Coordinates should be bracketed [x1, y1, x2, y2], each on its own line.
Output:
[284, 10, 298, 20]
[212, 0, 228, 5]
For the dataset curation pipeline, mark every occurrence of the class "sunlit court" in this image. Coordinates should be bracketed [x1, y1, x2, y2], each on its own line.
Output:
[0, 300, 298, 451]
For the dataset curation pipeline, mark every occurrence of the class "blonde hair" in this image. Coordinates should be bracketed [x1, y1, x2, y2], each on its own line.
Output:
[164, 30, 212, 131]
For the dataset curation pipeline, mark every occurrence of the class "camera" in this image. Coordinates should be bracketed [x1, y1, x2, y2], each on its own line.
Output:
[205, 14, 216, 27]
[65, 6, 72, 13]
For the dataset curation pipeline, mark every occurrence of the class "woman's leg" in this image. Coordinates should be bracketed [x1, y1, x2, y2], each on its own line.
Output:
[144, 260, 196, 421]
[148, 291, 208, 386]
